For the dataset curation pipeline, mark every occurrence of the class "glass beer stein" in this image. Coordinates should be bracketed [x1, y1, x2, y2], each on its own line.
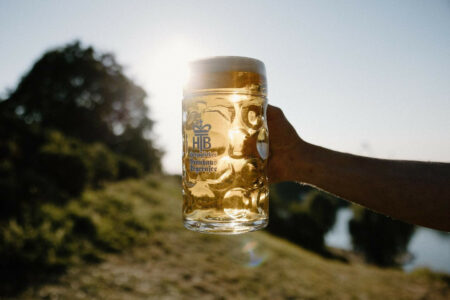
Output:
[182, 56, 269, 234]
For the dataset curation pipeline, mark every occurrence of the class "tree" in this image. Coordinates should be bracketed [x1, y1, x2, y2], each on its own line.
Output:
[349, 205, 415, 267]
[268, 182, 346, 255]
[1, 41, 161, 171]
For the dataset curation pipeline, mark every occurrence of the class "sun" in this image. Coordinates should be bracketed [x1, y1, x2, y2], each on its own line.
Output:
[151, 38, 204, 98]
[144, 38, 206, 174]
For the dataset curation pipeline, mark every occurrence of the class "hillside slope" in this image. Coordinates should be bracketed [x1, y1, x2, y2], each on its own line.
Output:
[17, 176, 449, 299]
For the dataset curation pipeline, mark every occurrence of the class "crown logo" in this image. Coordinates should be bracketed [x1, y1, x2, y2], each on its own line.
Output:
[193, 119, 211, 136]
[192, 119, 212, 151]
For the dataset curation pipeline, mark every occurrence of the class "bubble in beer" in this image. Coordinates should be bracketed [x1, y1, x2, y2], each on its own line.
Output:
[223, 188, 249, 219]
[207, 157, 235, 191]
[236, 158, 261, 186]
[186, 181, 216, 209]
[228, 128, 250, 158]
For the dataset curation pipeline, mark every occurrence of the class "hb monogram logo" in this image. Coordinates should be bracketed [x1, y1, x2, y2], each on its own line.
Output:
[193, 119, 211, 151]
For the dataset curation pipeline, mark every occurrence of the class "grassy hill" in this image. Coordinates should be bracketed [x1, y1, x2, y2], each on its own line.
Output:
[14, 175, 449, 299]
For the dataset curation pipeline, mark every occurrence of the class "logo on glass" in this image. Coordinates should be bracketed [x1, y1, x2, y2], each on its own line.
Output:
[192, 119, 211, 151]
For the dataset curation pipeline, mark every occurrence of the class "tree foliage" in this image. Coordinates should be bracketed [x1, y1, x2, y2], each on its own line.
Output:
[268, 182, 346, 255]
[0, 41, 160, 220]
[349, 205, 415, 267]
[2, 41, 161, 171]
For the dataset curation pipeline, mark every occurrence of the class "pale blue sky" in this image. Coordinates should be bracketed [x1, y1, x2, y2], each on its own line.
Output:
[1, 0, 449, 173]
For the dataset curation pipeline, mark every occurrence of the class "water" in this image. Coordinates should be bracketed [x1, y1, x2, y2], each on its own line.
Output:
[326, 208, 450, 273]
[325, 208, 353, 250]
[404, 227, 450, 273]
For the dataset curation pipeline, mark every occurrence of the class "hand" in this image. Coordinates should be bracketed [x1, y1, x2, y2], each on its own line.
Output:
[266, 105, 306, 184]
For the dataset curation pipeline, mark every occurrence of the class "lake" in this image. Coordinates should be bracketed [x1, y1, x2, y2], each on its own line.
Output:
[325, 208, 450, 273]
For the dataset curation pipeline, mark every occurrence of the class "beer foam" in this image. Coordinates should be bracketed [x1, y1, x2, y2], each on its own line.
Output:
[189, 56, 266, 76]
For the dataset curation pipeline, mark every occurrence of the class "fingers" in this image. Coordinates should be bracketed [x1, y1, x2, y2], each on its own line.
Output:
[267, 104, 288, 134]
[267, 104, 301, 140]
[267, 104, 284, 122]
[267, 104, 293, 139]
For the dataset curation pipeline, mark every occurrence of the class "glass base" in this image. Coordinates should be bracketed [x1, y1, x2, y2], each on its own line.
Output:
[183, 218, 268, 235]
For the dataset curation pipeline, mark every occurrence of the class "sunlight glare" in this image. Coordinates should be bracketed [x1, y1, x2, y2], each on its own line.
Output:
[152, 39, 201, 99]
[146, 38, 205, 174]
[241, 239, 268, 268]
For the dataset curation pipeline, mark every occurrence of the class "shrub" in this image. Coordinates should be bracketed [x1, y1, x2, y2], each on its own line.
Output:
[0, 182, 152, 295]
[0, 112, 46, 219]
[268, 184, 344, 254]
[349, 205, 415, 267]
[117, 155, 143, 179]
[85, 143, 119, 187]
[301, 190, 341, 233]
[38, 151, 88, 198]
[38, 131, 89, 198]
[268, 183, 340, 255]
[0, 109, 147, 221]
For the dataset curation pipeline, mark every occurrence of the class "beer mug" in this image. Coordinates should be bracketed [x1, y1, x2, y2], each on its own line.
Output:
[182, 56, 269, 234]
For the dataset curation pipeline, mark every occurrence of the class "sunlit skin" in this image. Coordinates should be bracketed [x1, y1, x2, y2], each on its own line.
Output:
[267, 105, 450, 232]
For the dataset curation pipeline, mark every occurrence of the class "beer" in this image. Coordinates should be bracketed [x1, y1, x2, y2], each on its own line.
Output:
[182, 56, 269, 234]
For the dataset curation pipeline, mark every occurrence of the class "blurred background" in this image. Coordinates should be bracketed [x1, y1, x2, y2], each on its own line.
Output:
[1, 0, 449, 299]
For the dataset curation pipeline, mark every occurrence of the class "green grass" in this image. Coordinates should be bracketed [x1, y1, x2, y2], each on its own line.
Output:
[13, 175, 450, 299]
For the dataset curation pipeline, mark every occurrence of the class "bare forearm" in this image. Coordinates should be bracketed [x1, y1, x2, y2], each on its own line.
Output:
[293, 142, 450, 231]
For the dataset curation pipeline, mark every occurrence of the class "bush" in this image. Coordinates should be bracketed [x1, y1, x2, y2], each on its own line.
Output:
[0, 111, 46, 219]
[0, 183, 152, 295]
[85, 143, 119, 187]
[38, 131, 93, 200]
[41, 132, 144, 189]
[41, 132, 122, 190]
[117, 155, 143, 179]
[38, 151, 88, 198]
[268, 183, 345, 255]
[270, 207, 325, 252]
[301, 190, 341, 233]
[0, 121, 145, 220]
[349, 205, 415, 267]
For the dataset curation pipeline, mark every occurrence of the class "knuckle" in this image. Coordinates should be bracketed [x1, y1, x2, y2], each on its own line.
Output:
[268, 105, 284, 118]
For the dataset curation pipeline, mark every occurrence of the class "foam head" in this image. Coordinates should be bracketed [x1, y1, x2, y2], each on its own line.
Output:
[185, 56, 267, 96]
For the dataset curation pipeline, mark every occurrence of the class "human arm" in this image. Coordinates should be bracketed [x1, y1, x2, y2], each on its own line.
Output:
[267, 105, 450, 231]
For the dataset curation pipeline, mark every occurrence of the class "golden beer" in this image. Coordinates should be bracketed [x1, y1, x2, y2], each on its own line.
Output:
[182, 56, 269, 234]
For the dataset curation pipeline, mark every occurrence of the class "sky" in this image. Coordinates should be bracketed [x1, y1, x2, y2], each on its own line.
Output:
[1, 0, 449, 174]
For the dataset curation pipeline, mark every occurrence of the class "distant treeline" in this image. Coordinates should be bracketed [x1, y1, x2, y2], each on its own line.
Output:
[268, 181, 415, 267]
